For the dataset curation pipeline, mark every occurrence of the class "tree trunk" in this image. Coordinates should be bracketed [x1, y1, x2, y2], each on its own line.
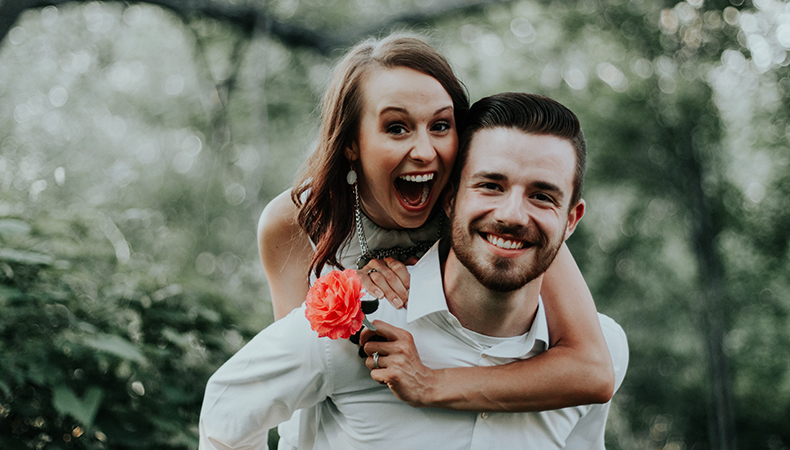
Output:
[689, 151, 737, 450]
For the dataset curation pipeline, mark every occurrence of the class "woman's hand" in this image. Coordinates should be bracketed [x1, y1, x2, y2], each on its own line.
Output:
[360, 320, 435, 408]
[358, 257, 417, 309]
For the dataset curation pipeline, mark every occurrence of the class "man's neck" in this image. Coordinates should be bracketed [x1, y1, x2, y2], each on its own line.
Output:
[440, 245, 541, 338]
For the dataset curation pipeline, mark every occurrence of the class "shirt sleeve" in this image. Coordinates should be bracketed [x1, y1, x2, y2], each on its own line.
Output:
[561, 314, 629, 450]
[199, 309, 331, 450]
[599, 313, 629, 392]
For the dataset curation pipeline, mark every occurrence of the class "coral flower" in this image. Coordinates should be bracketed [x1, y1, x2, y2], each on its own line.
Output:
[305, 269, 365, 339]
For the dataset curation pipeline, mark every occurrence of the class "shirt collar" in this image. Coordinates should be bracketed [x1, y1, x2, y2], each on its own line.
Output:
[405, 240, 549, 357]
[406, 241, 449, 323]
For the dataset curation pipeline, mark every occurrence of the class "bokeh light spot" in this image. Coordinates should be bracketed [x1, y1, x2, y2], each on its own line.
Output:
[164, 74, 184, 96]
[131, 381, 145, 396]
[224, 183, 246, 205]
[196, 252, 217, 276]
[48, 86, 68, 107]
[9, 27, 27, 45]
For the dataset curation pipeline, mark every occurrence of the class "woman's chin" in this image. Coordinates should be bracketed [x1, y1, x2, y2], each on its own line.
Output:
[391, 199, 437, 229]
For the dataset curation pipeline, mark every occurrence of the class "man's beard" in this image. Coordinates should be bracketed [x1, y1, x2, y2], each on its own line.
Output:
[449, 211, 564, 293]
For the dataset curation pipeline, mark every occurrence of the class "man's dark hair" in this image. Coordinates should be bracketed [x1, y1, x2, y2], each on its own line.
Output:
[453, 92, 587, 207]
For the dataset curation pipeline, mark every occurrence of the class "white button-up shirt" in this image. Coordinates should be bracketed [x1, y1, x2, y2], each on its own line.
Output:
[199, 243, 629, 450]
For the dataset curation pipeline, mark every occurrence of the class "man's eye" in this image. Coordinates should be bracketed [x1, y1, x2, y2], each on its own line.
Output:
[480, 183, 501, 191]
[387, 124, 407, 135]
[533, 193, 554, 203]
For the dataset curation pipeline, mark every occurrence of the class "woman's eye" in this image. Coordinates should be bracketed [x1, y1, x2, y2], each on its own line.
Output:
[387, 124, 407, 135]
[431, 121, 451, 132]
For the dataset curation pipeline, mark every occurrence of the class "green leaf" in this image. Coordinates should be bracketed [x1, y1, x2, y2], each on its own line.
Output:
[82, 334, 147, 365]
[0, 219, 31, 237]
[52, 385, 103, 427]
[0, 249, 53, 265]
[0, 285, 23, 301]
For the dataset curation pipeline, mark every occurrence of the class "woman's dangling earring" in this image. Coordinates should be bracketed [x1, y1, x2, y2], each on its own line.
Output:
[347, 167, 357, 185]
[349, 165, 371, 268]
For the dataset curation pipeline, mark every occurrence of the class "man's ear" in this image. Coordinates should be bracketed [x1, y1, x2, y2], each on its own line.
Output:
[563, 199, 585, 241]
[443, 185, 456, 218]
[344, 142, 359, 162]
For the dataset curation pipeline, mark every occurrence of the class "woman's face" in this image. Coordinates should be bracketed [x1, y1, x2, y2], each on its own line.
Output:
[347, 66, 458, 230]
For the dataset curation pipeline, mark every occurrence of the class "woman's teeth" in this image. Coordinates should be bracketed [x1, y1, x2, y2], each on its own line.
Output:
[419, 184, 430, 203]
[399, 173, 434, 183]
[486, 234, 525, 250]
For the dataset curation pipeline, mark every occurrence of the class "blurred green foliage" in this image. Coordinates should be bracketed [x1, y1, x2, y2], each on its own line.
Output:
[0, 0, 789, 449]
[0, 205, 255, 448]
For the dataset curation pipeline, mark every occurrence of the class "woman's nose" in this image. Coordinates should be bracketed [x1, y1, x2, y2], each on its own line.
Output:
[408, 131, 437, 163]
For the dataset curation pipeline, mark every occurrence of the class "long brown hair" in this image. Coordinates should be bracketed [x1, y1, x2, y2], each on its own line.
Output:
[292, 34, 469, 278]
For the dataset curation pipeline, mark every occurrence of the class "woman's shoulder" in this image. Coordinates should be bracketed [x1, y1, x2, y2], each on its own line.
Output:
[258, 190, 301, 239]
[258, 189, 311, 260]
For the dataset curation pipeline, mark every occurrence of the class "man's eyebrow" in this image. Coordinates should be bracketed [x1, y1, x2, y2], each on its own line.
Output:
[469, 173, 566, 198]
[469, 171, 507, 181]
[533, 181, 565, 199]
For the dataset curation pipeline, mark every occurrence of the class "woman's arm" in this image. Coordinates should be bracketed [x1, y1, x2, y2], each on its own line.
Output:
[363, 243, 615, 412]
[258, 191, 412, 319]
[537, 242, 615, 403]
[258, 190, 314, 320]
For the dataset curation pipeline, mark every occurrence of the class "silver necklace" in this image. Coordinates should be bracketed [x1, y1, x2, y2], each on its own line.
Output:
[354, 183, 443, 269]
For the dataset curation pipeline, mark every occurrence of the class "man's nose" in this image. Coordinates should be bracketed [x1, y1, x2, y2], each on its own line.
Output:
[493, 191, 529, 226]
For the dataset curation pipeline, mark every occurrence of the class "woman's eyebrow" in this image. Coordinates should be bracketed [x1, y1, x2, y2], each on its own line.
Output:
[434, 105, 453, 115]
[379, 105, 454, 116]
[379, 106, 408, 115]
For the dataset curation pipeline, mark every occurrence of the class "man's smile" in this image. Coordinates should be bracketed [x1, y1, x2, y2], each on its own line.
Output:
[483, 233, 528, 250]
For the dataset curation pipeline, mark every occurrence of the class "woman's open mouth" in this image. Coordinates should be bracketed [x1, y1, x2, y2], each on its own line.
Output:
[394, 173, 435, 209]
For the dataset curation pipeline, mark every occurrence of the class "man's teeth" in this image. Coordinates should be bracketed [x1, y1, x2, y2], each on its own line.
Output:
[486, 234, 524, 250]
[399, 173, 434, 183]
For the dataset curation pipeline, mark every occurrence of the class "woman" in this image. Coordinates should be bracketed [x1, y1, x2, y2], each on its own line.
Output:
[258, 34, 613, 446]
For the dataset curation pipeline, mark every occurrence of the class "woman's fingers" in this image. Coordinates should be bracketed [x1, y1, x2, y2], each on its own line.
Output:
[358, 258, 411, 309]
[383, 257, 411, 290]
[360, 322, 435, 407]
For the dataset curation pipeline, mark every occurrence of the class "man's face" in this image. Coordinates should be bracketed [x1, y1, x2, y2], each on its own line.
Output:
[446, 127, 584, 292]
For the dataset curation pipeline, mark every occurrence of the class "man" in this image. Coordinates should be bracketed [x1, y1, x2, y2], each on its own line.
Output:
[199, 93, 628, 449]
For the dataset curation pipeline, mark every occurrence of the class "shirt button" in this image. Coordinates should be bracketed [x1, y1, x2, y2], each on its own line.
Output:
[480, 412, 489, 419]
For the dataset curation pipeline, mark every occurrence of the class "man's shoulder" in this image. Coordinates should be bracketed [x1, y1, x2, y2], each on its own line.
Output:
[272, 306, 377, 385]
[597, 313, 629, 391]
